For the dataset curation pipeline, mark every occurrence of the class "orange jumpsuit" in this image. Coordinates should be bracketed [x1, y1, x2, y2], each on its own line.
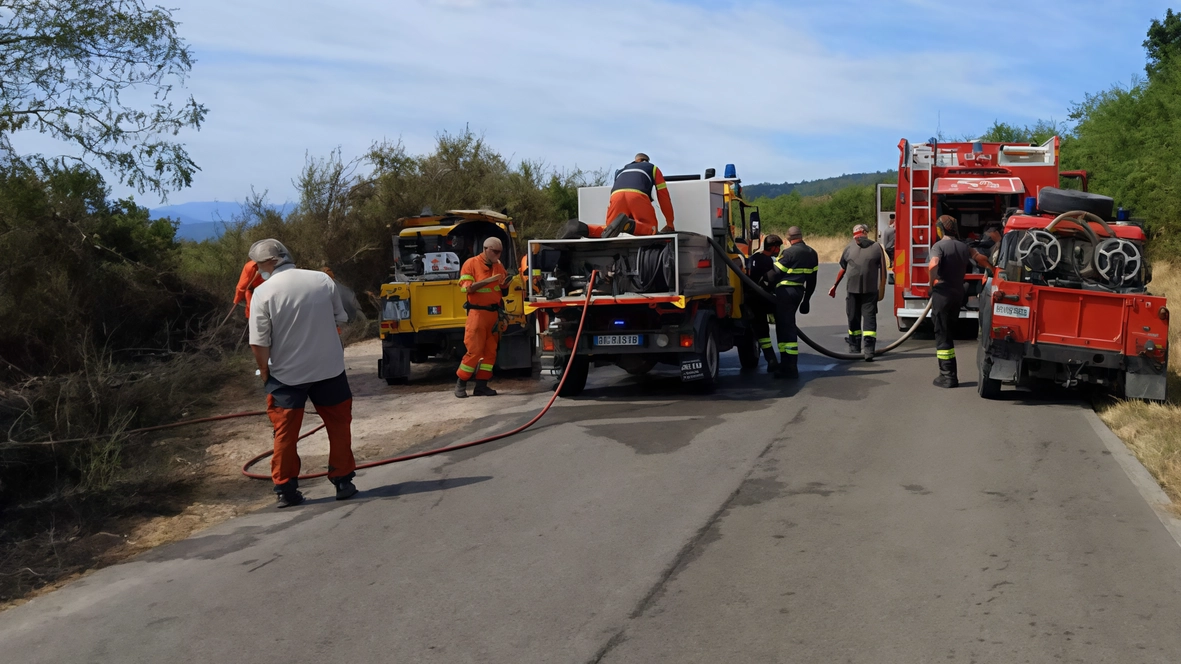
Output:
[590, 163, 676, 237]
[234, 261, 266, 318]
[457, 255, 507, 381]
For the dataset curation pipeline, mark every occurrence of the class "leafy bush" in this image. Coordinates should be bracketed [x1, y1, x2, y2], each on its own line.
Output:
[0, 163, 217, 378]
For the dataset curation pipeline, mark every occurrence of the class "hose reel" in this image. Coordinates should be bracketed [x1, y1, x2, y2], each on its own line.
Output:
[1094, 238, 1142, 285]
[1015, 230, 1062, 272]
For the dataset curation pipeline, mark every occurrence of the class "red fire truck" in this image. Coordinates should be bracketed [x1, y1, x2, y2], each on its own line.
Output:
[885, 137, 1085, 333]
[884, 137, 1168, 400]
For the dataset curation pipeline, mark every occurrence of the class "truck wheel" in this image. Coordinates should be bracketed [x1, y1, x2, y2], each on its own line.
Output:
[380, 347, 411, 385]
[736, 331, 760, 370]
[690, 323, 721, 393]
[1037, 187, 1115, 220]
[557, 356, 589, 397]
[978, 361, 1001, 399]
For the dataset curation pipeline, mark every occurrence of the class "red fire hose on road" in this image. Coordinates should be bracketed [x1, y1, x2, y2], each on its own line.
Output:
[238, 271, 601, 481]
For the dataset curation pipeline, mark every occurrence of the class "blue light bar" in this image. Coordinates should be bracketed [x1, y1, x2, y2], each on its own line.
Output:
[724, 164, 736, 179]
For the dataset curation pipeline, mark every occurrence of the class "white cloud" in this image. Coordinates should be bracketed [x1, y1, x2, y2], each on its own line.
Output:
[11, 0, 1168, 203]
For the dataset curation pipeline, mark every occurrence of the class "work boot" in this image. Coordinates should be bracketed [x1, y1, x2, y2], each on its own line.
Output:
[762, 346, 779, 374]
[934, 357, 959, 387]
[602, 214, 636, 238]
[775, 355, 799, 380]
[274, 481, 304, 509]
[862, 336, 876, 362]
[932, 374, 959, 388]
[846, 335, 862, 354]
[561, 219, 590, 239]
[454, 378, 468, 398]
[473, 379, 498, 396]
[329, 472, 358, 501]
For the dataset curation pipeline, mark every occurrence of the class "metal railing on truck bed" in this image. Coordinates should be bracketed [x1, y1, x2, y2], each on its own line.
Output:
[525, 232, 732, 312]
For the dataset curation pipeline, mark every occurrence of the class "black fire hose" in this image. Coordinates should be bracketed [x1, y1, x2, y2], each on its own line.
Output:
[707, 237, 933, 361]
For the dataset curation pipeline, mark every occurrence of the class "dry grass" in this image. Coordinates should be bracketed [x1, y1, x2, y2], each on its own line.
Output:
[806, 235, 848, 264]
[1096, 261, 1181, 509]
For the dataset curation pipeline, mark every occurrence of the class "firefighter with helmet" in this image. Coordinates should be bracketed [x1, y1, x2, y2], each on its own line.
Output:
[455, 237, 510, 398]
[928, 215, 992, 388]
[562, 153, 675, 239]
[746, 234, 784, 373]
[766, 226, 818, 379]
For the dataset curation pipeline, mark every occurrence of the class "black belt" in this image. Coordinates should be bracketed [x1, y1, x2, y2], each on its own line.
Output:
[463, 302, 501, 312]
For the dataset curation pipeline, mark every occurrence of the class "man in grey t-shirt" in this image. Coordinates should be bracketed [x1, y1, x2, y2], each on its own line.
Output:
[248, 239, 359, 507]
[829, 224, 884, 361]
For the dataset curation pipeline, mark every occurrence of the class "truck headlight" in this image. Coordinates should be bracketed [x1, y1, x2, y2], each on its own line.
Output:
[382, 298, 410, 321]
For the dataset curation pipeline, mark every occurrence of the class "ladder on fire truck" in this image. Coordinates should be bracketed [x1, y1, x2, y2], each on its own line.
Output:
[906, 143, 934, 291]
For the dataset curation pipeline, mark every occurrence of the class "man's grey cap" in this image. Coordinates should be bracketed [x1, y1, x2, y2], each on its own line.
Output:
[249, 239, 292, 264]
[853, 224, 869, 234]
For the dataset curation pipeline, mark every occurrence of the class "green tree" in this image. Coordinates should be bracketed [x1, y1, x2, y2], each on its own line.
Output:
[0, 0, 207, 196]
[1144, 8, 1181, 79]
[977, 119, 1065, 145]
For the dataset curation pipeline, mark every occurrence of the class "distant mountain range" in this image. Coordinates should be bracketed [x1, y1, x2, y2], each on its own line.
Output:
[744, 171, 898, 200]
[150, 201, 297, 242]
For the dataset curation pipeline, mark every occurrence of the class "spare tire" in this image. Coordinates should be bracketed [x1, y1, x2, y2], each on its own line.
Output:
[1038, 187, 1114, 220]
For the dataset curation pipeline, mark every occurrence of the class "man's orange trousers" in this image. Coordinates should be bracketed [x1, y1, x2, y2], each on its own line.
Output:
[457, 309, 499, 381]
[265, 371, 356, 487]
[588, 191, 659, 237]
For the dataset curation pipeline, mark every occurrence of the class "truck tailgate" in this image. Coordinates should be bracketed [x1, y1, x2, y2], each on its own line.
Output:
[1033, 289, 1125, 352]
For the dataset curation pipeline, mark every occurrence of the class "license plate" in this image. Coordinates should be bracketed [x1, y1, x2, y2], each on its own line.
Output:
[994, 303, 1030, 319]
[594, 334, 642, 346]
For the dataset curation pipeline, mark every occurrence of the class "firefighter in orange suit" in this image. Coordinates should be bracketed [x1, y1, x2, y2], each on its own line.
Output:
[456, 236, 510, 398]
[234, 260, 265, 318]
[562, 153, 676, 239]
[247, 239, 357, 508]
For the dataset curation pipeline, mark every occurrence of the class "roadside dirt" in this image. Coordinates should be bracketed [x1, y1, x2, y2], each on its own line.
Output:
[1, 338, 549, 609]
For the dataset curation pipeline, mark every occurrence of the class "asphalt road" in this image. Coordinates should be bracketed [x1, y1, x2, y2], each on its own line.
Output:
[4, 265, 1181, 663]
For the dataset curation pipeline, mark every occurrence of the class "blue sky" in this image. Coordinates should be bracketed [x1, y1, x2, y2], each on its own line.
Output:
[10, 0, 1176, 206]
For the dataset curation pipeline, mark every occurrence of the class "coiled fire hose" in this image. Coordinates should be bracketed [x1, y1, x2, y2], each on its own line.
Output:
[238, 270, 601, 480]
[707, 237, 933, 361]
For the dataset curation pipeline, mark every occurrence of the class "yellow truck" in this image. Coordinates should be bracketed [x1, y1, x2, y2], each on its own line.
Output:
[377, 210, 533, 384]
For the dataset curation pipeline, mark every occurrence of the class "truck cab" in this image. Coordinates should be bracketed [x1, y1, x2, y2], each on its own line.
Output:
[377, 210, 532, 384]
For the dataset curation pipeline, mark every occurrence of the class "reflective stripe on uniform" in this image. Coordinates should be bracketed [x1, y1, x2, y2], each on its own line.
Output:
[611, 188, 650, 196]
[863, 330, 877, 337]
[655, 182, 668, 190]
[848, 330, 862, 336]
[478, 363, 494, 372]
[778, 341, 799, 355]
[782, 267, 818, 274]
[777, 281, 804, 287]
[475, 287, 495, 293]
[936, 349, 956, 360]
[616, 166, 653, 184]
[758, 337, 773, 349]
[459, 363, 476, 374]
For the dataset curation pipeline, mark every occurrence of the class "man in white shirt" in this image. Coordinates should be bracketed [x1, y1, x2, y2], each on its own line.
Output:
[248, 239, 357, 507]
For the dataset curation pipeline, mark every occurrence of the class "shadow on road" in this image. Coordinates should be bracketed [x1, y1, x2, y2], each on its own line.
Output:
[360, 476, 493, 500]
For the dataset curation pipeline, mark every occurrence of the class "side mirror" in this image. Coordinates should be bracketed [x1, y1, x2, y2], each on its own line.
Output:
[704, 168, 716, 179]
[749, 210, 762, 240]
